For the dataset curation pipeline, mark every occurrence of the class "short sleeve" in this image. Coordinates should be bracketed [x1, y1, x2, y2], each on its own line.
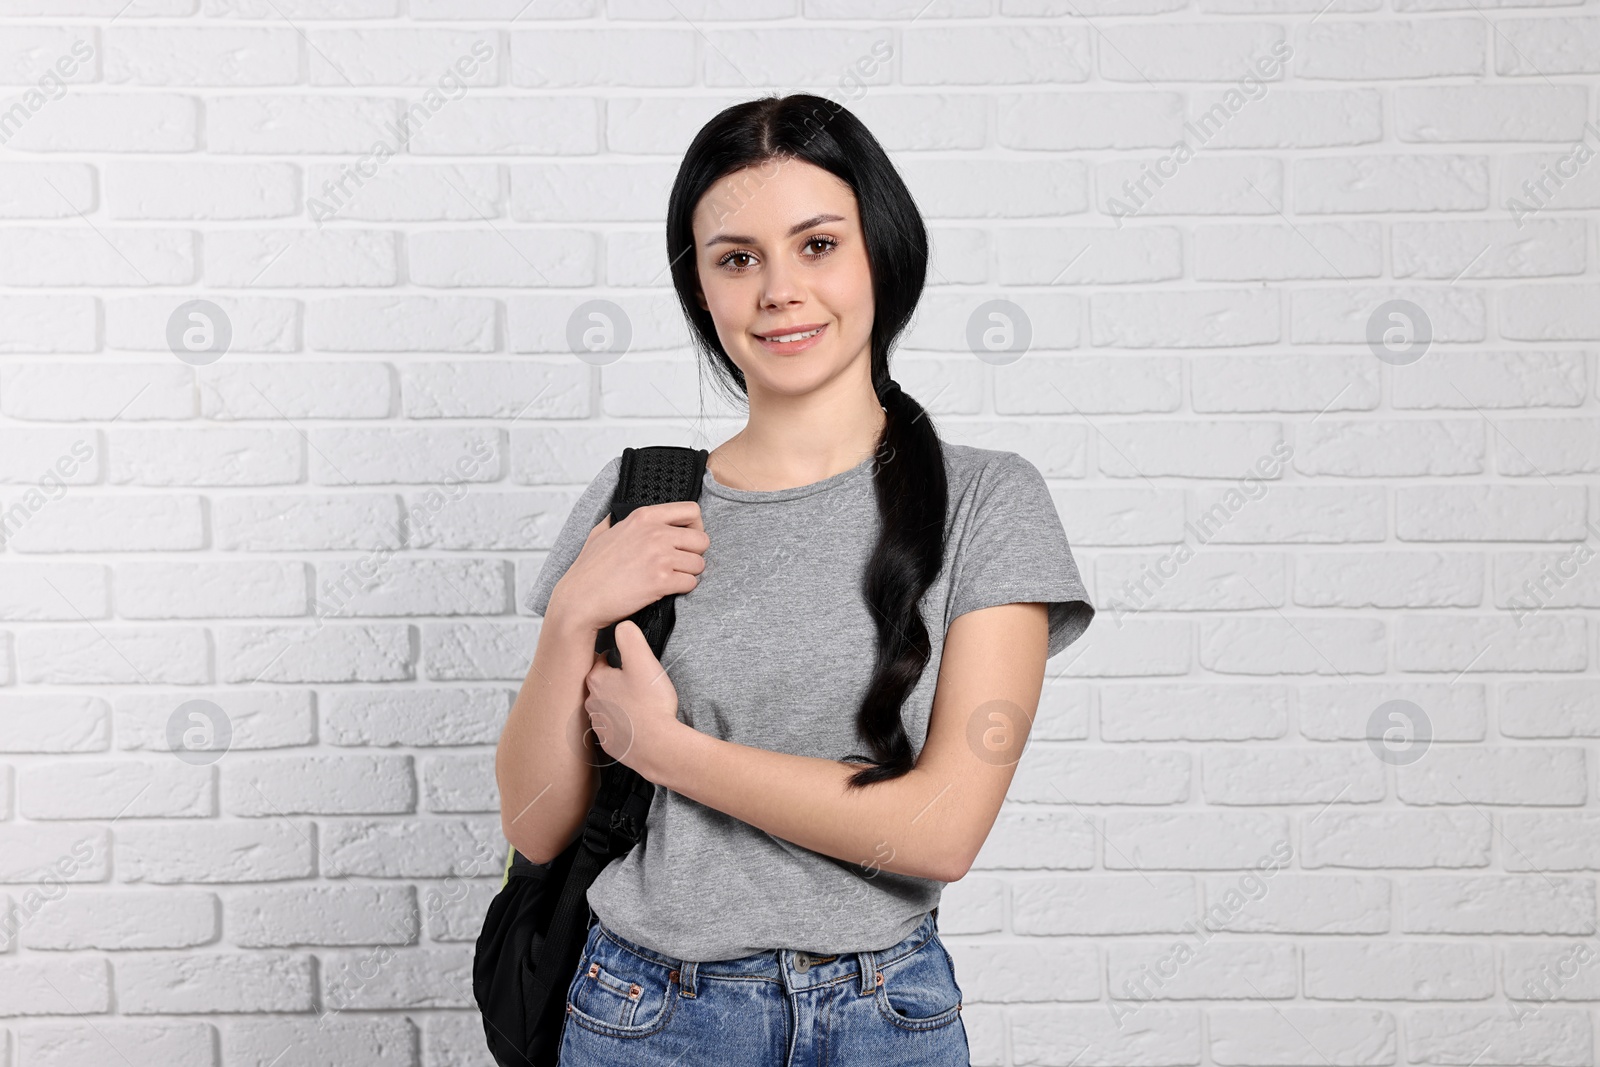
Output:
[946, 452, 1094, 658]
[524, 455, 622, 617]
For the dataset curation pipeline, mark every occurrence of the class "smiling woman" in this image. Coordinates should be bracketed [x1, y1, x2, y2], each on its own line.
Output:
[493, 92, 1094, 1067]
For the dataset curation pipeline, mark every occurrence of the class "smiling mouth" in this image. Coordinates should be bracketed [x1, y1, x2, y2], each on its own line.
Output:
[759, 326, 824, 343]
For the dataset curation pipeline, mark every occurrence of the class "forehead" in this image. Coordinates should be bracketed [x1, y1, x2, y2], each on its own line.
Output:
[692, 157, 858, 241]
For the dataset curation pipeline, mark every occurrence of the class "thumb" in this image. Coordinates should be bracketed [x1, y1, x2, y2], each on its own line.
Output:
[616, 618, 654, 661]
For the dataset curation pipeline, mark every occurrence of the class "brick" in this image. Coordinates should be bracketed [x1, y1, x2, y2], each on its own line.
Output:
[1501, 680, 1600, 738]
[18, 761, 213, 819]
[0, 959, 109, 1016]
[1305, 942, 1493, 1000]
[508, 28, 691, 87]
[1210, 1008, 1396, 1065]
[1203, 748, 1384, 805]
[18, 889, 217, 950]
[200, 362, 394, 419]
[405, 97, 599, 155]
[1294, 551, 1483, 608]
[0, 227, 193, 286]
[1497, 17, 1600, 75]
[312, 28, 502, 86]
[906, 25, 1091, 84]
[0, 695, 109, 752]
[1204, 874, 1391, 934]
[1394, 219, 1586, 279]
[1100, 684, 1289, 741]
[16, 626, 209, 685]
[117, 821, 314, 884]
[320, 688, 509, 747]
[1295, 19, 1483, 79]
[306, 296, 496, 352]
[1406, 1008, 1590, 1066]
[215, 623, 413, 684]
[414, 228, 592, 292]
[206, 229, 398, 288]
[114, 689, 315, 752]
[1195, 222, 1381, 281]
[1395, 85, 1590, 142]
[1395, 748, 1587, 805]
[401, 361, 586, 421]
[0, 94, 197, 153]
[116, 560, 307, 618]
[1295, 154, 1490, 213]
[18, 1021, 215, 1067]
[118, 952, 314, 1013]
[999, 92, 1187, 150]
[227, 885, 418, 947]
[223, 755, 416, 816]
[1402, 876, 1596, 934]
[108, 428, 305, 489]
[106, 294, 299, 355]
[103, 26, 299, 85]
[305, 163, 500, 222]
[0, 163, 95, 219]
[1303, 810, 1491, 868]
[1092, 289, 1279, 348]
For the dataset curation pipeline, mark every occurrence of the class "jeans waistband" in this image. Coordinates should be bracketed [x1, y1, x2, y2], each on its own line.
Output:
[590, 908, 942, 999]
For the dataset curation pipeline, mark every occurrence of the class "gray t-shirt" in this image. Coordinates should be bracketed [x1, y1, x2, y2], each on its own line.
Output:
[526, 441, 1093, 961]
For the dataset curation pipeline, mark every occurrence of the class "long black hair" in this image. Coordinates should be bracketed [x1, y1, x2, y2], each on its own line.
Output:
[665, 93, 949, 790]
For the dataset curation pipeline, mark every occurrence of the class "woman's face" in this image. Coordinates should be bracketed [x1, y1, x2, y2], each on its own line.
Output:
[691, 156, 876, 400]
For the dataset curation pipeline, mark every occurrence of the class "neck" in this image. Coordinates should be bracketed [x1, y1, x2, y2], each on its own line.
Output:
[710, 375, 888, 492]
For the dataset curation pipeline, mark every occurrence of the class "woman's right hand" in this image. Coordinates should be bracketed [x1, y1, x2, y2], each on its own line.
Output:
[545, 501, 709, 635]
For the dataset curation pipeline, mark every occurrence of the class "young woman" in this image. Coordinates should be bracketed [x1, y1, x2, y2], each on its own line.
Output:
[495, 93, 1094, 1066]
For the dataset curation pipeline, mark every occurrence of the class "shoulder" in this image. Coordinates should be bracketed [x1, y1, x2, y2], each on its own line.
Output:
[940, 443, 1046, 506]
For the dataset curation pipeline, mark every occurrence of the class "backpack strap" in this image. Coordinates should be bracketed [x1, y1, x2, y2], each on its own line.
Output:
[521, 444, 708, 1021]
[594, 445, 710, 668]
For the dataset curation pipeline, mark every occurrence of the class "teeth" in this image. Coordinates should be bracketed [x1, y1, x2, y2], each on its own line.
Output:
[766, 327, 822, 343]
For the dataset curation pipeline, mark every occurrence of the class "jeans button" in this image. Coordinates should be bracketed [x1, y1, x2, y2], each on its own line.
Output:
[794, 952, 811, 973]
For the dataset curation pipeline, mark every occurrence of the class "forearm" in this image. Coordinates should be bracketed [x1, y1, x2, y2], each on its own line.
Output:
[648, 724, 970, 884]
[495, 595, 601, 864]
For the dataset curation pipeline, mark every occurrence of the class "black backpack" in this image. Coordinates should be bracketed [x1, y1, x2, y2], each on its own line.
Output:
[473, 445, 709, 1067]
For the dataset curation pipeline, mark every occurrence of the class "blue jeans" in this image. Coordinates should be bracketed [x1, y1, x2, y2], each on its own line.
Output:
[557, 909, 970, 1066]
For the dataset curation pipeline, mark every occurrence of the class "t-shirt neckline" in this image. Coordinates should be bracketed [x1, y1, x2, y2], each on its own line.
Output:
[701, 451, 877, 502]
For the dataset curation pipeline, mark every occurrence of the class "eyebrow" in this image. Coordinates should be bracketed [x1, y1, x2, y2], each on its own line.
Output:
[702, 213, 847, 248]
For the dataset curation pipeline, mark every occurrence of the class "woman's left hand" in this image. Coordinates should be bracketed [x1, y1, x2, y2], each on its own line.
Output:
[583, 619, 683, 780]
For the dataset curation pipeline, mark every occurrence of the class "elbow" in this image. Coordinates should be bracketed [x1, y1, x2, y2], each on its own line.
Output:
[504, 822, 556, 866]
[931, 844, 977, 884]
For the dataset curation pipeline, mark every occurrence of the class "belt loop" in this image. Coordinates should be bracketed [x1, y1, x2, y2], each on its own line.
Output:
[678, 959, 698, 998]
[857, 948, 876, 995]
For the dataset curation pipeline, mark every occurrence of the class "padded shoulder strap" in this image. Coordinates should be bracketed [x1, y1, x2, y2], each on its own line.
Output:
[594, 445, 708, 668]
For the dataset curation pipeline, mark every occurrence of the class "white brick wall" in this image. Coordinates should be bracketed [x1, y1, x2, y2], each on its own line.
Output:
[0, 3, 1596, 1065]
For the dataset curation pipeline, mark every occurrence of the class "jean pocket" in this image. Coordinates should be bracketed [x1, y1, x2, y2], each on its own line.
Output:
[874, 930, 964, 1032]
[567, 928, 678, 1037]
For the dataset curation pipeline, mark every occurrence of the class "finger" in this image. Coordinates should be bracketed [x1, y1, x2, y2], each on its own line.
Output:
[644, 500, 704, 532]
[615, 618, 655, 663]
